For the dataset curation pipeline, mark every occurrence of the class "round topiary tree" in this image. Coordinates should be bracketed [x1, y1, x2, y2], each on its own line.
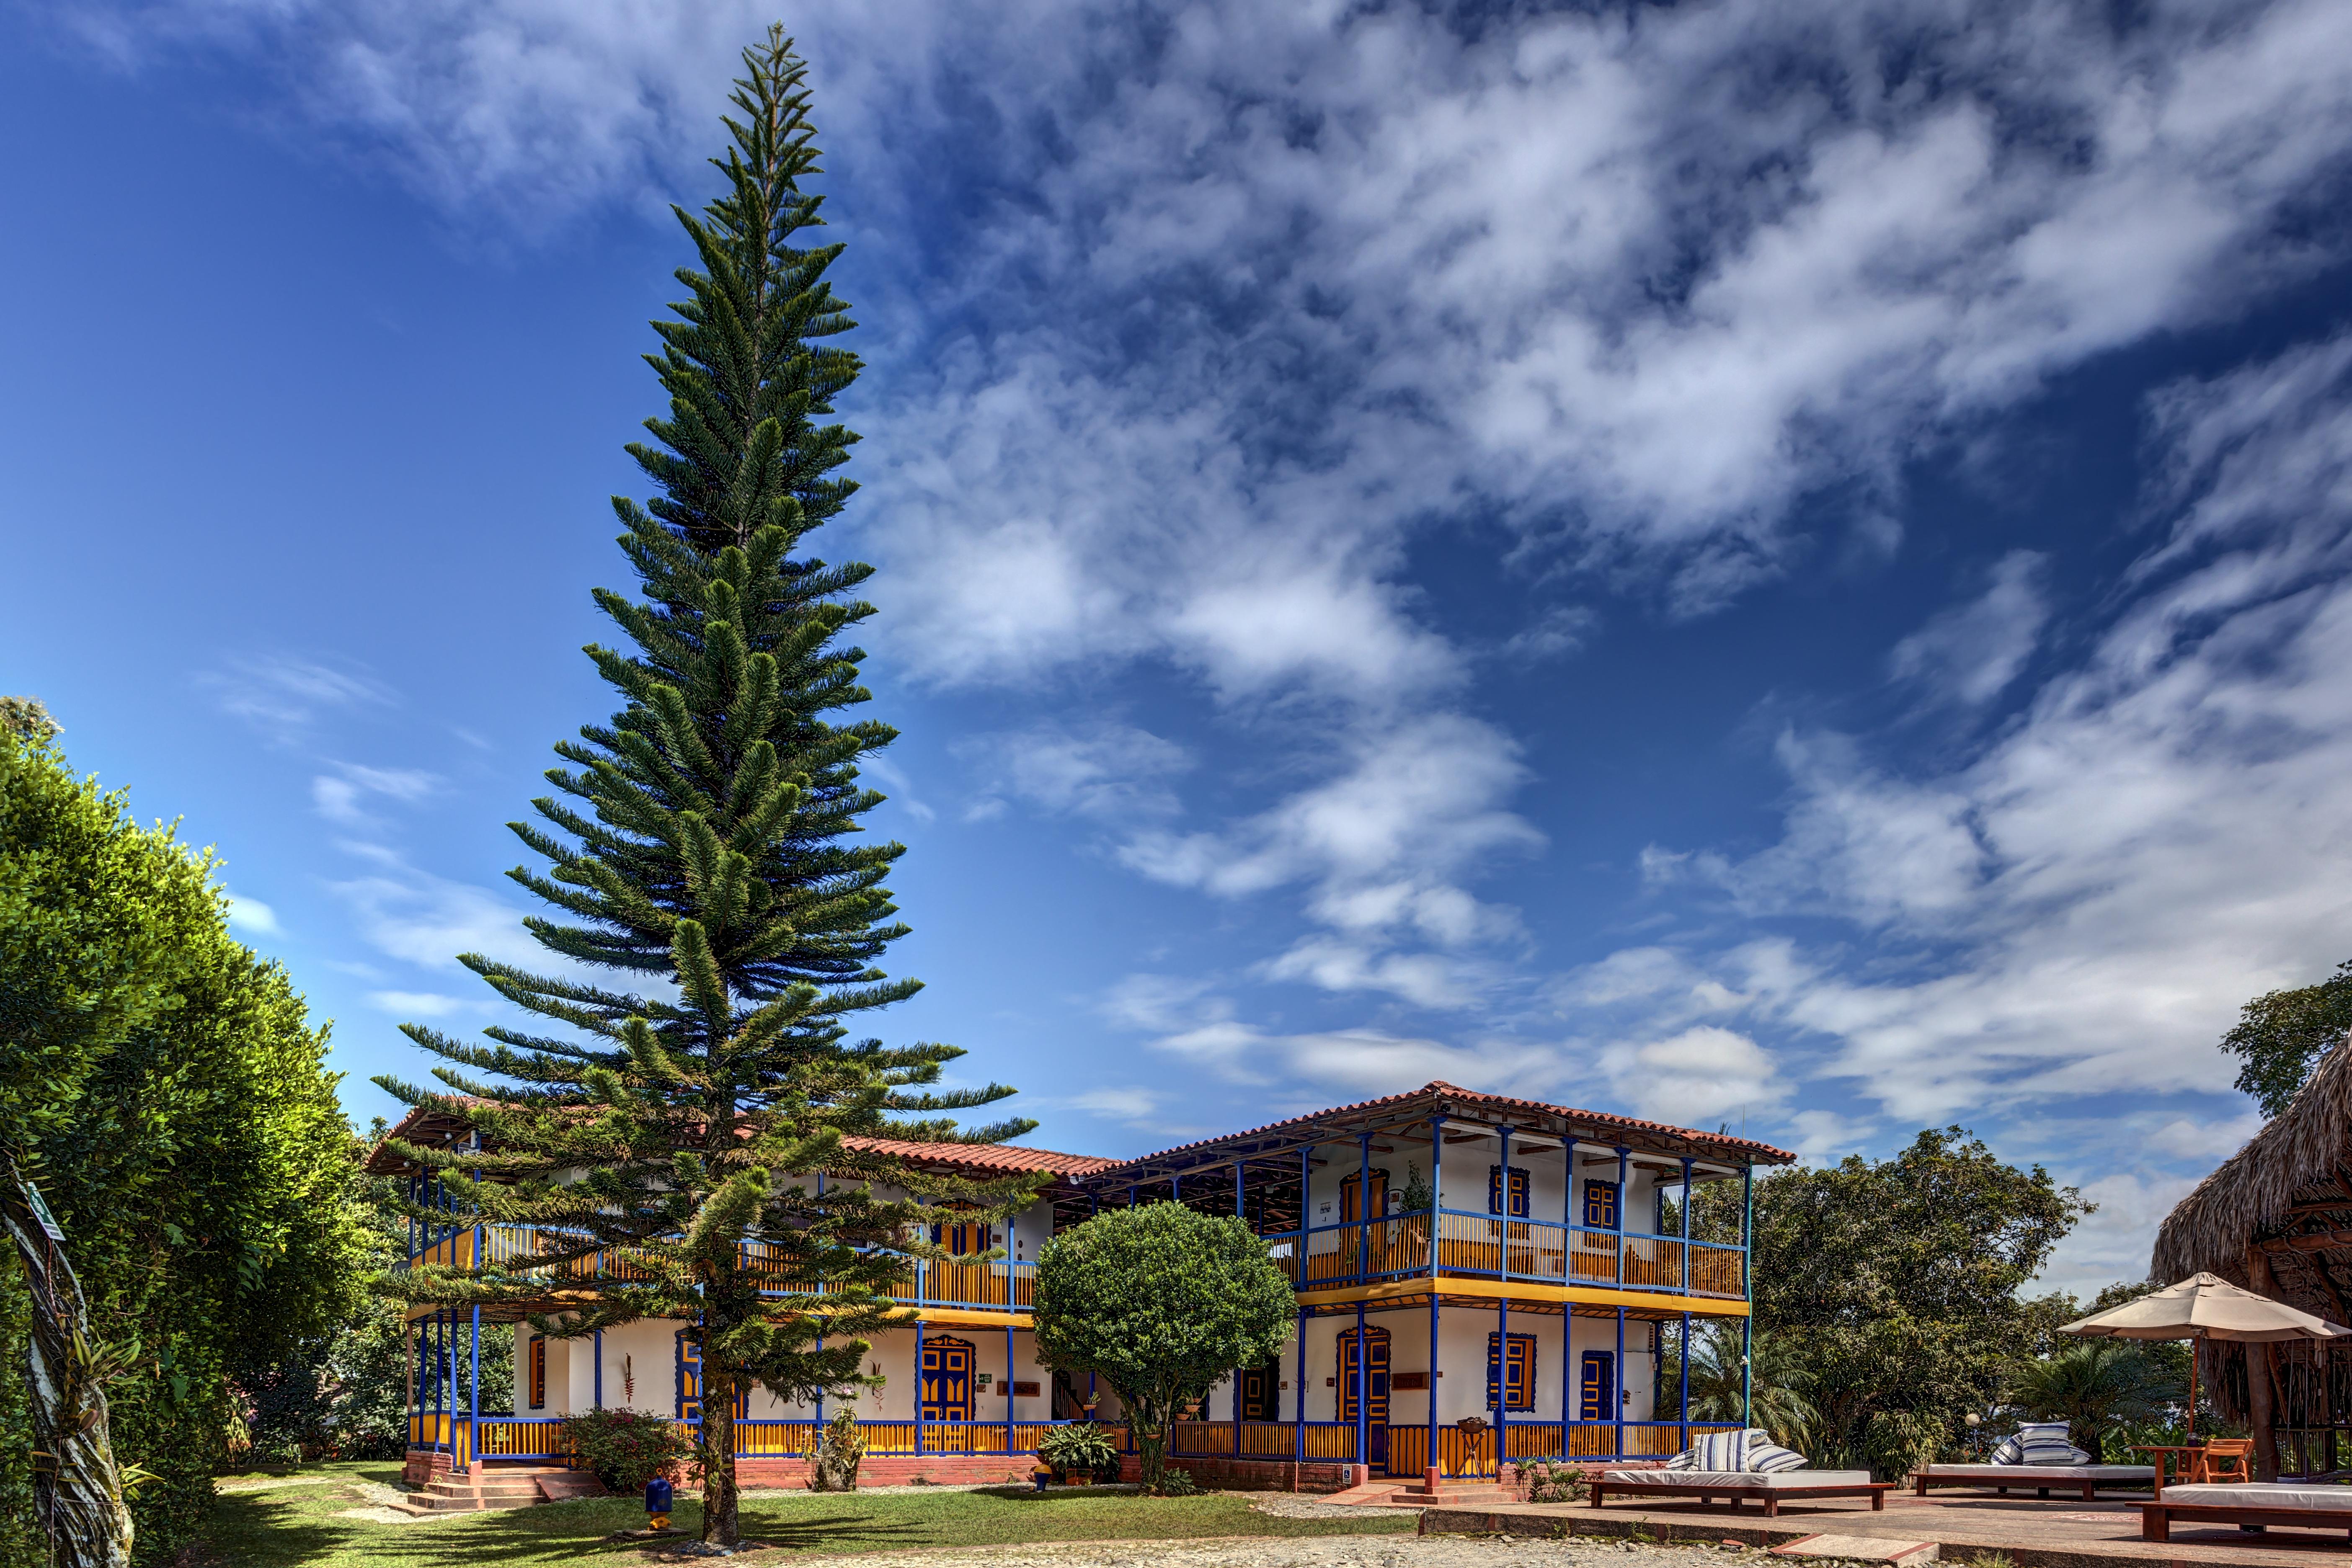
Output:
[1030, 1202, 1293, 1493]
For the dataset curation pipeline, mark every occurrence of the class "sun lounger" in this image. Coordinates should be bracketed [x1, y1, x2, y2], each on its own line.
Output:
[2143, 1482, 2352, 1543]
[1912, 1462, 2155, 1499]
[1593, 1469, 1888, 1517]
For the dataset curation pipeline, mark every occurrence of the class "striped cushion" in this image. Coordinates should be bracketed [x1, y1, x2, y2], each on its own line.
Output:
[1661, 1448, 1695, 1470]
[2016, 1422, 2077, 1465]
[1745, 1440, 1807, 1473]
[1687, 1429, 1748, 1471]
[1991, 1434, 2024, 1465]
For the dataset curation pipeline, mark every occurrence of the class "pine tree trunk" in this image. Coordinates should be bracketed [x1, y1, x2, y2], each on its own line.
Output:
[702, 1368, 740, 1547]
[3, 1163, 135, 1568]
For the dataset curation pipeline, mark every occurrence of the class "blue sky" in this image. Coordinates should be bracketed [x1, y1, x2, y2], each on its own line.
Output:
[7, 0, 2352, 1295]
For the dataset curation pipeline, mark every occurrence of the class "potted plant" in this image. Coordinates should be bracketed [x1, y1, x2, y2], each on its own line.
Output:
[1040, 1421, 1120, 1486]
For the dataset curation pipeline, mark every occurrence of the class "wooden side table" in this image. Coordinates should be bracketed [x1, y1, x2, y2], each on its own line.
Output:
[2133, 1445, 2202, 1496]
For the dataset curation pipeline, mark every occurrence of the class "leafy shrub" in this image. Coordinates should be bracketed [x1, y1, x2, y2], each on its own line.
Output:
[808, 1408, 866, 1492]
[560, 1408, 691, 1493]
[1039, 1421, 1120, 1476]
[1158, 1467, 1198, 1496]
[1518, 1460, 1585, 1503]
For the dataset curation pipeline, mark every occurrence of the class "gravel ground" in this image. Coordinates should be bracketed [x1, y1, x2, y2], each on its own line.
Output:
[1242, 1493, 1413, 1520]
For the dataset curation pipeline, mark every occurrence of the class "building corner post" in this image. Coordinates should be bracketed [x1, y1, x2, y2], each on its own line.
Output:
[1354, 1300, 1368, 1471]
[1428, 1112, 1442, 1488]
[1613, 1304, 1625, 1461]
[1741, 1160, 1755, 1431]
[469, 1304, 481, 1475]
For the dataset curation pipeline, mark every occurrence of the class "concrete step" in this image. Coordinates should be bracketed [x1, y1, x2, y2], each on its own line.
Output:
[534, 1475, 608, 1502]
[1396, 1484, 1522, 1503]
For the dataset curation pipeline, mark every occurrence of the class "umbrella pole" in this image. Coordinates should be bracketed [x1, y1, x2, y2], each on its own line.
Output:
[2187, 1332, 2198, 1440]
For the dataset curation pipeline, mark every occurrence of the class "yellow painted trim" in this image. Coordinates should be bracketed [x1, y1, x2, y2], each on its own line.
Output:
[403, 1298, 1035, 1329]
[1293, 1278, 1749, 1318]
[891, 1307, 1035, 1330]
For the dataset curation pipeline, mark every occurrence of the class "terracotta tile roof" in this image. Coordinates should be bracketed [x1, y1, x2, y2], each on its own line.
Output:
[842, 1136, 1119, 1178]
[1088, 1080, 1794, 1178]
[362, 1101, 1113, 1179]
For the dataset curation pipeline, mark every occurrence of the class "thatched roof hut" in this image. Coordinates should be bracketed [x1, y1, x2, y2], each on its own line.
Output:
[2152, 1037, 2352, 1467]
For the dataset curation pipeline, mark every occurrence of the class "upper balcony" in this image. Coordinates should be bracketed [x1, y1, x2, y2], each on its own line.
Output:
[400, 1223, 1038, 1314]
[1262, 1209, 1745, 1298]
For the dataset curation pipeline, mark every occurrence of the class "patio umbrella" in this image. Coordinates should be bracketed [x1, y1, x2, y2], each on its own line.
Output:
[2060, 1271, 2351, 1436]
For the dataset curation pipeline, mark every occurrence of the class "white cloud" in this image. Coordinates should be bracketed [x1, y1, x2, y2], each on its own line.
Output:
[2042, 1171, 2203, 1299]
[1890, 552, 2051, 706]
[201, 655, 391, 739]
[2145, 1112, 2264, 1163]
[1779, 1109, 1878, 1165]
[329, 852, 556, 974]
[367, 989, 486, 1018]
[225, 893, 281, 936]
[1616, 333, 2352, 1152]
[1599, 1026, 1789, 1127]
[957, 722, 1190, 824]
[90, 0, 2352, 701]
[1063, 1086, 1161, 1122]
[1150, 1016, 1565, 1103]
[312, 762, 439, 824]
[1502, 606, 1599, 664]
[1123, 714, 1538, 918]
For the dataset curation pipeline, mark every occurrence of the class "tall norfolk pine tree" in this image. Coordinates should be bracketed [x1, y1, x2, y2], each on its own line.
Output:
[377, 30, 1035, 1550]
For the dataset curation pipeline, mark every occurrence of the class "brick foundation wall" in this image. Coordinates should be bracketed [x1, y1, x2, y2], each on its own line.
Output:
[400, 1450, 456, 1487]
[736, 1453, 1037, 1490]
[1118, 1455, 1366, 1493]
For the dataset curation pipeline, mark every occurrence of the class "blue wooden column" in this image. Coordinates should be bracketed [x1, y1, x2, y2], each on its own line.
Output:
[468, 1304, 481, 1475]
[1498, 1126, 1513, 1283]
[1006, 1322, 1017, 1456]
[1678, 1312, 1691, 1442]
[914, 1318, 926, 1456]
[1234, 1160, 1247, 1433]
[594, 1328, 604, 1410]
[1680, 1157, 1693, 1289]
[1495, 1292, 1508, 1478]
[1614, 1305, 1626, 1460]
[1426, 1112, 1442, 1486]
[1353, 1300, 1368, 1473]
[1742, 1160, 1755, 1429]
[1292, 1305, 1306, 1464]
[1357, 1131, 1371, 1282]
[1295, 1138, 1311, 1467]
[1613, 1144, 1629, 1285]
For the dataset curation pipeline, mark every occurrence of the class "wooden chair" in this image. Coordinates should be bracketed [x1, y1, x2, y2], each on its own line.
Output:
[2189, 1439, 2254, 1483]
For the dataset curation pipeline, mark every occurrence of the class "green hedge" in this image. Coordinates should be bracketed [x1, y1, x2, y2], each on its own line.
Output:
[1, 722, 370, 1565]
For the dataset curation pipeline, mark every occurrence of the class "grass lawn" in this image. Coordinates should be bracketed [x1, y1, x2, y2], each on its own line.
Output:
[200, 1464, 1415, 1567]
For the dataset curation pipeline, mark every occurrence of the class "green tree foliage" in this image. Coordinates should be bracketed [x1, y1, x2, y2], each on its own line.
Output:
[2221, 960, 2352, 1118]
[231, 1159, 488, 1462]
[0, 722, 367, 1566]
[1740, 1128, 2088, 1478]
[2009, 1338, 2179, 1462]
[1031, 1204, 1294, 1493]
[1662, 1322, 1817, 1450]
[374, 30, 1030, 1552]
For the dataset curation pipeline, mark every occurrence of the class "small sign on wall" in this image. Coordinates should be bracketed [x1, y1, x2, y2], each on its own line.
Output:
[1391, 1372, 1430, 1391]
[1012, 1381, 1040, 1397]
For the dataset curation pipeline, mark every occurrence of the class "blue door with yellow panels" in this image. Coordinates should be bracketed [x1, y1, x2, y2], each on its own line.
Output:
[921, 1335, 974, 1421]
[1579, 1350, 1615, 1424]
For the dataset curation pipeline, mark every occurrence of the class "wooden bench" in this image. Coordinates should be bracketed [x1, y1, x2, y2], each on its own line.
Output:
[2143, 1498, 2352, 1543]
[1911, 1464, 2154, 1500]
[1590, 1475, 1891, 1518]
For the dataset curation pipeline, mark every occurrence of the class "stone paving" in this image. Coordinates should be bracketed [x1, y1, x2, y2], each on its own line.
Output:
[1427, 1492, 2352, 1567]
